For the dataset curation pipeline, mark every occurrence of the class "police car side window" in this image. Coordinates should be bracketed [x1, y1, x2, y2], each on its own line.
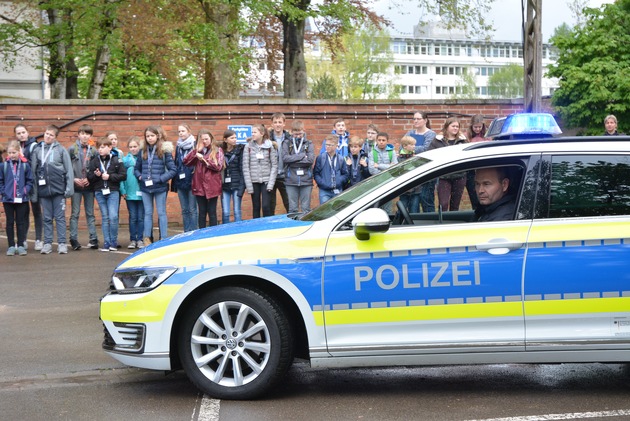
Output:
[549, 155, 630, 217]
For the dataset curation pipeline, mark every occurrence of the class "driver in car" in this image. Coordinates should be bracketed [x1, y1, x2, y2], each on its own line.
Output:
[473, 167, 516, 222]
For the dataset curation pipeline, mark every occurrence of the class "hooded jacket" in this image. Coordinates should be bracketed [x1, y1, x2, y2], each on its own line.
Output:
[68, 140, 98, 192]
[242, 139, 278, 193]
[183, 147, 224, 199]
[173, 135, 196, 190]
[281, 136, 314, 187]
[222, 144, 245, 194]
[314, 153, 349, 191]
[368, 143, 398, 175]
[31, 141, 74, 199]
[0, 159, 34, 202]
[120, 152, 142, 200]
[134, 141, 177, 194]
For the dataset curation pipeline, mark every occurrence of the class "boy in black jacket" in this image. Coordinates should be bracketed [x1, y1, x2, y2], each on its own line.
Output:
[87, 137, 126, 251]
[345, 136, 370, 189]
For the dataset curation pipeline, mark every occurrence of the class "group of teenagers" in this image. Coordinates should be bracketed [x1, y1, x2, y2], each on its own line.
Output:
[1, 111, 491, 256]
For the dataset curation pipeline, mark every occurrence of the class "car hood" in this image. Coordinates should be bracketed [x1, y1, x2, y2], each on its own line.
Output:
[117, 215, 315, 269]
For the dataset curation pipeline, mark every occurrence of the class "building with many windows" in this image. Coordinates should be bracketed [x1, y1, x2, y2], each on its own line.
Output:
[390, 22, 558, 100]
[247, 21, 559, 100]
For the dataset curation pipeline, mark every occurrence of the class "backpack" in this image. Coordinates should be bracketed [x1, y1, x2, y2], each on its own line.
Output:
[373, 148, 393, 163]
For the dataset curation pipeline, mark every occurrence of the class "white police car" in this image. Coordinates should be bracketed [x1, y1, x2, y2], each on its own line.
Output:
[101, 135, 630, 399]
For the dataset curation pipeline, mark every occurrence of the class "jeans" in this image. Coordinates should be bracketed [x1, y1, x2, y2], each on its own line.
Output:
[196, 196, 219, 228]
[419, 180, 436, 213]
[3, 202, 29, 247]
[251, 183, 271, 218]
[69, 190, 97, 242]
[399, 193, 420, 214]
[141, 191, 168, 240]
[318, 188, 337, 205]
[95, 190, 120, 246]
[286, 185, 312, 213]
[126, 199, 144, 242]
[177, 188, 198, 232]
[40, 194, 67, 245]
[221, 190, 242, 223]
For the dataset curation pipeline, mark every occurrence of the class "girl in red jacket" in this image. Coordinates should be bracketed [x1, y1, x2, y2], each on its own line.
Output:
[183, 129, 224, 228]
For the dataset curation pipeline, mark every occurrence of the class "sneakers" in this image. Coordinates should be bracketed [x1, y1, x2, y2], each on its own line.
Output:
[136, 240, 144, 249]
[70, 239, 82, 251]
[17, 246, 27, 256]
[58, 243, 68, 254]
[6, 246, 16, 256]
[23, 241, 28, 250]
[88, 239, 99, 249]
[100, 242, 111, 252]
[40, 243, 52, 254]
[143, 237, 152, 247]
[34, 240, 43, 251]
[109, 243, 118, 252]
[127, 241, 136, 249]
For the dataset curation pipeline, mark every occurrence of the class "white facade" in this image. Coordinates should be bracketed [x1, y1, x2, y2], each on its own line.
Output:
[0, 2, 49, 99]
[391, 22, 559, 100]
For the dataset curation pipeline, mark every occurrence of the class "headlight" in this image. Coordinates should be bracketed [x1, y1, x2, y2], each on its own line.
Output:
[111, 267, 177, 294]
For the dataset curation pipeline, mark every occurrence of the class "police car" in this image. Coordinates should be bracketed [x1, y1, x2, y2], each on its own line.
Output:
[100, 135, 630, 400]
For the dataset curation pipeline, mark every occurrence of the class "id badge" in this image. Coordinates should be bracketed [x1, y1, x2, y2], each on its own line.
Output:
[296, 169, 304, 176]
[14, 197, 23, 203]
[101, 188, 111, 195]
[333, 189, 340, 195]
[179, 173, 186, 179]
[38, 179, 47, 186]
[145, 179, 153, 187]
[224, 177, 232, 183]
[256, 152, 264, 160]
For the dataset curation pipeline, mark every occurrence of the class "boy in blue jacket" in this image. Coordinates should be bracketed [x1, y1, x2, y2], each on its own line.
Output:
[314, 134, 349, 204]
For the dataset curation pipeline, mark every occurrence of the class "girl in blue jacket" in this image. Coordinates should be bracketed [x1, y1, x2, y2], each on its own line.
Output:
[0, 140, 34, 255]
[120, 136, 145, 249]
[134, 126, 177, 244]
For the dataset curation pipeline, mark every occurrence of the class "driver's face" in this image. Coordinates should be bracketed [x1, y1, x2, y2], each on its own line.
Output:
[475, 168, 509, 206]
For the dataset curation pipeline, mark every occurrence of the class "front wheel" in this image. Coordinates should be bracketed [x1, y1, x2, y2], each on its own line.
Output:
[178, 287, 294, 400]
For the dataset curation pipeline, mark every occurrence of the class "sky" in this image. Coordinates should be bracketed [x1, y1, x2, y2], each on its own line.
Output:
[373, 0, 613, 42]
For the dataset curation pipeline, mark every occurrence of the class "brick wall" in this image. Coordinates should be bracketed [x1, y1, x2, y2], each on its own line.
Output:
[0, 98, 528, 229]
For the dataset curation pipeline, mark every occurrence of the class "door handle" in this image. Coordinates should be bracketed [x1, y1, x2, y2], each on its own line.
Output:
[476, 238, 523, 255]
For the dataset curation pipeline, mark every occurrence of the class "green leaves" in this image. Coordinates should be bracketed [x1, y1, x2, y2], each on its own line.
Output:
[550, 0, 630, 134]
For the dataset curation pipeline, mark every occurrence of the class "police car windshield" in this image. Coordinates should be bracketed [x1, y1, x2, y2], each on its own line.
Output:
[300, 156, 431, 221]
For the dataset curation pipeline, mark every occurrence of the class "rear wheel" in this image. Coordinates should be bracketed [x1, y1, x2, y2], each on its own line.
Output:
[178, 287, 294, 400]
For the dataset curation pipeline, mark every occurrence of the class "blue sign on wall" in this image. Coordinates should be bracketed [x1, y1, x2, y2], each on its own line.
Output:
[228, 125, 252, 144]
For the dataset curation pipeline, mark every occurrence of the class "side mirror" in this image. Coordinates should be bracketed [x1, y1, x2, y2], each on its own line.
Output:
[352, 208, 391, 241]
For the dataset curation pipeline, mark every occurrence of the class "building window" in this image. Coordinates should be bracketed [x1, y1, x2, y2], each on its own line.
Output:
[392, 41, 406, 54]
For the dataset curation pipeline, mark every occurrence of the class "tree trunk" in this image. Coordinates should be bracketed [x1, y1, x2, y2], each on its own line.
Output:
[64, 8, 78, 99]
[281, 16, 307, 99]
[202, 0, 239, 99]
[87, 0, 117, 99]
[46, 8, 66, 99]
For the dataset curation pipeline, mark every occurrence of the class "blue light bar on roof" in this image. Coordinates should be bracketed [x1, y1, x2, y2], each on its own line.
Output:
[486, 113, 562, 139]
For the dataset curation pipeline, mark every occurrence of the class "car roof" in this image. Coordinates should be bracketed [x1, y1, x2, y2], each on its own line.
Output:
[421, 137, 630, 163]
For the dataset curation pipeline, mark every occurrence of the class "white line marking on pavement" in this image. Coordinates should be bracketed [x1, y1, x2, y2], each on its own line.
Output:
[196, 395, 220, 421]
[466, 409, 630, 421]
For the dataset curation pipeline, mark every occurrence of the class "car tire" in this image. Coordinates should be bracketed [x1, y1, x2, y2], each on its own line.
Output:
[178, 287, 294, 400]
